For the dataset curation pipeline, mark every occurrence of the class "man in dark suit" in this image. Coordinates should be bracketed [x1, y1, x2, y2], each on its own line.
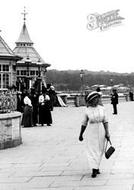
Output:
[111, 88, 118, 114]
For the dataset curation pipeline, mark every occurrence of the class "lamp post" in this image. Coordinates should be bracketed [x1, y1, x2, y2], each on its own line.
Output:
[80, 69, 85, 95]
[110, 78, 113, 86]
[110, 78, 114, 95]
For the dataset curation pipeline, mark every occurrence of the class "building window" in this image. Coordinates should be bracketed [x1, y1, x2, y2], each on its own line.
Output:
[36, 71, 38, 76]
[3, 65, 9, 72]
[0, 74, 1, 88]
[3, 73, 9, 88]
[21, 70, 27, 76]
[17, 70, 20, 75]
[24, 70, 27, 75]
[30, 70, 35, 75]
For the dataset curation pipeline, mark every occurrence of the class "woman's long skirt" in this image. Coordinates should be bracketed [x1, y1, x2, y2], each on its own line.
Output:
[84, 122, 106, 169]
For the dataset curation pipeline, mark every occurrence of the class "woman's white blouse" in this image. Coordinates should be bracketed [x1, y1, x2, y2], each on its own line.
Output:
[82, 105, 108, 126]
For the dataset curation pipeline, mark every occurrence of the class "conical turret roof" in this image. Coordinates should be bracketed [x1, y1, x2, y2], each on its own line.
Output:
[16, 22, 33, 44]
[13, 17, 50, 67]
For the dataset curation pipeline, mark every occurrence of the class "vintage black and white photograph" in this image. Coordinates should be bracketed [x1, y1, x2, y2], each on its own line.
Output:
[0, 0, 134, 189]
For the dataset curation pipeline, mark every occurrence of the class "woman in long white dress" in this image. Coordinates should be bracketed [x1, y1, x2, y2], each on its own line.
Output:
[79, 91, 110, 178]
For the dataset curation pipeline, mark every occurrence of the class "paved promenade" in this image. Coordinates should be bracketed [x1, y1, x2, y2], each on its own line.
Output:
[1, 101, 134, 190]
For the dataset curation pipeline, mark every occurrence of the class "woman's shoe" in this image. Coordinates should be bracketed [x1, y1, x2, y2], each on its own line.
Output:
[91, 169, 98, 178]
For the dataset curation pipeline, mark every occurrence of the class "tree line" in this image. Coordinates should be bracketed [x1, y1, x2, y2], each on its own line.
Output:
[46, 69, 134, 91]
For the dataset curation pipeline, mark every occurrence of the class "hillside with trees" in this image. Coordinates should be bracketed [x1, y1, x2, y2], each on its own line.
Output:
[46, 69, 134, 91]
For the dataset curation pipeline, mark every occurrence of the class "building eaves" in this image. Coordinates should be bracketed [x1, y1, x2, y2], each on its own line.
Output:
[0, 35, 15, 56]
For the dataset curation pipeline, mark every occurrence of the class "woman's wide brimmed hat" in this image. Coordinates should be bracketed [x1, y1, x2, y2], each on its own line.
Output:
[86, 91, 101, 102]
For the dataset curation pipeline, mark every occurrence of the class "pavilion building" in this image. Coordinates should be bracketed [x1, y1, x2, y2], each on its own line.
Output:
[0, 34, 21, 89]
[0, 9, 50, 92]
[13, 9, 50, 92]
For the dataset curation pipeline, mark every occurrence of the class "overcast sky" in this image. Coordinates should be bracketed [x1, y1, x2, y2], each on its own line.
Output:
[0, 0, 133, 73]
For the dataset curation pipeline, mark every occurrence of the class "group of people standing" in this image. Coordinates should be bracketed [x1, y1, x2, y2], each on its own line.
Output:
[19, 84, 56, 128]
[19, 84, 119, 178]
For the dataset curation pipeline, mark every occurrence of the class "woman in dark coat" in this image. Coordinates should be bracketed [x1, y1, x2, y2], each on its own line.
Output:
[17, 92, 23, 112]
[22, 96, 33, 127]
[47, 86, 57, 111]
[29, 90, 38, 126]
[38, 93, 52, 126]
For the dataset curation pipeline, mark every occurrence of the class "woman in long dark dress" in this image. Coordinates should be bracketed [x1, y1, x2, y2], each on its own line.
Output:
[47, 85, 57, 111]
[38, 93, 52, 126]
[22, 96, 33, 127]
[29, 90, 38, 126]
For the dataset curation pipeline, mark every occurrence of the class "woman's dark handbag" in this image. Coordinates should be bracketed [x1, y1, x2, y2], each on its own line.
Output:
[105, 139, 115, 159]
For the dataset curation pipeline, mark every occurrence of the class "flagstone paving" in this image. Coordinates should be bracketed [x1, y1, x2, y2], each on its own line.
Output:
[0, 101, 134, 189]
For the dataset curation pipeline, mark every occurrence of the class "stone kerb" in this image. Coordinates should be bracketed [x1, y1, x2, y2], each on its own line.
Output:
[0, 111, 22, 149]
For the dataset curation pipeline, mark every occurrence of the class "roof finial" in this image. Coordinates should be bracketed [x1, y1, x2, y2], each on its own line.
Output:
[21, 6, 28, 23]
